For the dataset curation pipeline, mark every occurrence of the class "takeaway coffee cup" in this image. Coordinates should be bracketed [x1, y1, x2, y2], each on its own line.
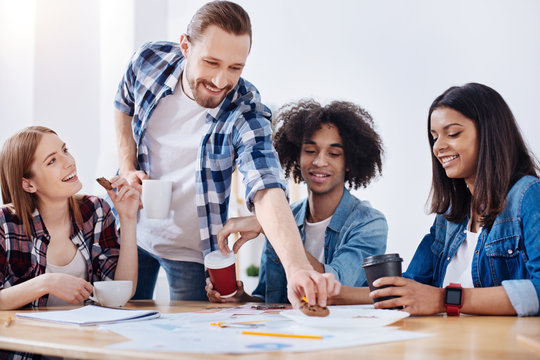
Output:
[90, 280, 132, 307]
[142, 179, 173, 219]
[362, 253, 403, 307]
[204, 250, 237, 298]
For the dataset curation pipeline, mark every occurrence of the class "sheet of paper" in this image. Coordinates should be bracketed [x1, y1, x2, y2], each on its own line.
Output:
[101, 306, 432, 353]
[16, 305, 160, 326]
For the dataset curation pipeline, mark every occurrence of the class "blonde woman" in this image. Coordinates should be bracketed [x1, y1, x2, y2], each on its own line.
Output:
[0, 126, 139, 310]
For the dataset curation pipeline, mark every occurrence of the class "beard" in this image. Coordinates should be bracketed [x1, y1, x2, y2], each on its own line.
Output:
[187, 77, 232, 109]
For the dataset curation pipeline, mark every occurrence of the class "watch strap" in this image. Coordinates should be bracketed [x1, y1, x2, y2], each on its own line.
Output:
[446, 303, 461, 316]
[445, 283, 463, 316]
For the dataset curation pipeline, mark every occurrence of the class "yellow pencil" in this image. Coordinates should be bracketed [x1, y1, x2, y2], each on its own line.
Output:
[210, 321, 265, 328]
[3, 317, 12, 328]
[242, 331, 322, 339]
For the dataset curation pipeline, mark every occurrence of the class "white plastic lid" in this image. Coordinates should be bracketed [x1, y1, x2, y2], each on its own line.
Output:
[204, 250, 236, 269]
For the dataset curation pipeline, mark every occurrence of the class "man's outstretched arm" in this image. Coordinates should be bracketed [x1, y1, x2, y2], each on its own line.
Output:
[251, 188, 341, 307]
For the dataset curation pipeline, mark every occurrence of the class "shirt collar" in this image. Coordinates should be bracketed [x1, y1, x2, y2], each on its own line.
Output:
[30, 206, 80, 239]
[167, 53, 185, 94]
[327, 188, 354, 232]
[31, 208, 48, 239]
[294, 187, 352, 233]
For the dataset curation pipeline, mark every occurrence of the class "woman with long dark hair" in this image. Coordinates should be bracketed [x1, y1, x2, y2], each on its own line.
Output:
[335, 83, 540, 316]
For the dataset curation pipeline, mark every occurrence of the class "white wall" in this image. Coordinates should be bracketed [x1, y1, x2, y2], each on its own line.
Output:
[1, 0, 539, 274]
[166, 0, 540, 268]
[0, 0, 35, 139]
[33, 1, 101, 195]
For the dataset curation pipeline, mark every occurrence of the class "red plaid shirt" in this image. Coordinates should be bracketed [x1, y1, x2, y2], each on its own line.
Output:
[0, 195, 120, 308]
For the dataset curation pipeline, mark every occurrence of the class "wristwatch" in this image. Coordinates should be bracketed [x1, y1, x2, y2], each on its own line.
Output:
[444, 283, 463, 316]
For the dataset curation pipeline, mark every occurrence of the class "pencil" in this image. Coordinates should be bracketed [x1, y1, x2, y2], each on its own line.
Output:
[210, 321, 264, 327]
[3, 317, 12, 327]
[517, 334, 540, 352]
[241, 331, 322, 339]
[210, 321, 262, 328]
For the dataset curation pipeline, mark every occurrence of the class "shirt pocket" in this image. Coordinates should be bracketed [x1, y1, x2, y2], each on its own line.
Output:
[484, 235, 528, 283]
[265, 242, 281, 265]
[8, 251, 38, 281]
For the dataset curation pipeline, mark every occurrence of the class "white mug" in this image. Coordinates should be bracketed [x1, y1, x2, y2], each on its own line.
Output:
[90, 280, 132, 307]
[142, 179, 173, 219]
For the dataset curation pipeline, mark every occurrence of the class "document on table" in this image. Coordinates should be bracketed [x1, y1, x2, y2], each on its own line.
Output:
[16, 305, 160, 326]
[101, 305, 432, 353]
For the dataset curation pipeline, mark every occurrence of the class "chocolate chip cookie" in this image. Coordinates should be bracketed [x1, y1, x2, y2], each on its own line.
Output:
[96, 177, 113, 191]
[299, 298, 330, 317]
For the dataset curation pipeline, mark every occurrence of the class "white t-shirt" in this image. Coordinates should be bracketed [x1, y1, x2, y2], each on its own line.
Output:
[46, 249, 87, 306]
[304, 216, 332, 263]
[442, 228, 481, 288]
[137, 78, 208, 263]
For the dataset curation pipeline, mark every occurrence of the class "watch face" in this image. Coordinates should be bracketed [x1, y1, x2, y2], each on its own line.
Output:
[445, 288, 463, 305]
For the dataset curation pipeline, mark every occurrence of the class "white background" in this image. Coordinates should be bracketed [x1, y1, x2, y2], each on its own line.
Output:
[1, 0, 539, 294]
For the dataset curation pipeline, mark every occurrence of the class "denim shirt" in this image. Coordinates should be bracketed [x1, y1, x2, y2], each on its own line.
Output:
[252, 188, 388, 303]
[405, 175, 540, 316]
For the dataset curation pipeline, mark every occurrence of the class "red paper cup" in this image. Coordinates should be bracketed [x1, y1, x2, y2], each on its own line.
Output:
[204, 250, 237, 298]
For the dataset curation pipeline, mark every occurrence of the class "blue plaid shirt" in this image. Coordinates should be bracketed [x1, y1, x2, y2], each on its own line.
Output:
[114, 41, 287, 255]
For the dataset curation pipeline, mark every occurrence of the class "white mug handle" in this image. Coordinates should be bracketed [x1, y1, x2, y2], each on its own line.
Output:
[89, 291, 99, 304]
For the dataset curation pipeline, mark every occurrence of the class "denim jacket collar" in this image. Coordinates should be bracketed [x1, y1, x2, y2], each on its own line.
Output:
[294, 187, 355, 238]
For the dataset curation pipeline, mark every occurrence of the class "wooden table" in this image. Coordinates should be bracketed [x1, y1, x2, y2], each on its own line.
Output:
[1, 300, 539, 359]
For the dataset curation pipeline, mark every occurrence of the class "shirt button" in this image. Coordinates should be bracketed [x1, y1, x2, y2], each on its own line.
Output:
[447, 257, 451, 261]
[507, 249, 513, 255]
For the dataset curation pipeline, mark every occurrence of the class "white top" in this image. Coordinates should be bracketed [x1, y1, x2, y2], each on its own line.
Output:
[443, 228, 481, 288]
[137, 78, 208, 263]
[304, 216, 332, 263]
[46, 249, 87, 306]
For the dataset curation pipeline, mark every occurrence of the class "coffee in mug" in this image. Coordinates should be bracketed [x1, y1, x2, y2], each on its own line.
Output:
[204, 250, 237, 298]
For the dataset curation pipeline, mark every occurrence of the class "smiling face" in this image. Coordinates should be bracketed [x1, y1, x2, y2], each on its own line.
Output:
[300, 124, 347, 198]
[430, 107, 479, 188]
[23, 133, 82, 203]
[180, 25, 250, 108]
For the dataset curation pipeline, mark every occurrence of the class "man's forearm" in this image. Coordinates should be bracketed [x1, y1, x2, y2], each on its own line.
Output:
[114, 109, 137, 174]
[253, 188, 312, 275]
[305, 251, 325, 273]
[329, 286, 372, 305]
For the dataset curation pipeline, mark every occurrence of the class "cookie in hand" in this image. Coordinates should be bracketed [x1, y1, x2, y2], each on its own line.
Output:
[299, 297, 330, 317]
[96, 177, 113, 191]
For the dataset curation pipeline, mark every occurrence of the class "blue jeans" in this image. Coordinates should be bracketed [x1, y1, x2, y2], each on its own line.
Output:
[133, 246, 207, 301]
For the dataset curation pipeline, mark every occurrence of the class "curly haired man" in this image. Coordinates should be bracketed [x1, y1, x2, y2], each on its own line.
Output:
[208, 99, 388, 303]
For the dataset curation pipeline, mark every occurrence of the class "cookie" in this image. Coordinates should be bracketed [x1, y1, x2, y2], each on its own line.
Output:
[96, 177, 113, 191]
[299, 297, 330, 317]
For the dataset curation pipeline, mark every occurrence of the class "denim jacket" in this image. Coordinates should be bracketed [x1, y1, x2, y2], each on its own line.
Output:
[405, 176, 540, 316]
[252, 188, 388, 303]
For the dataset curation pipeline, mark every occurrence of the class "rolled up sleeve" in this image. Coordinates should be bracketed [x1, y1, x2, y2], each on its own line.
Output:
[502, 279, 539, 316]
